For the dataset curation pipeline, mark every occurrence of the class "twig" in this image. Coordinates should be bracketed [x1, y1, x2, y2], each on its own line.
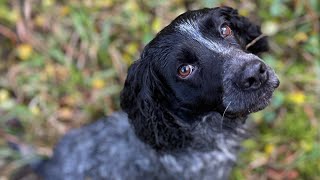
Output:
[246, 34, 267, 50]
[0, 24, 18, 43]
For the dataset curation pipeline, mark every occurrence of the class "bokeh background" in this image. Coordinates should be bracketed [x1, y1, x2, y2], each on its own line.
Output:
[0, 0, 319, 179]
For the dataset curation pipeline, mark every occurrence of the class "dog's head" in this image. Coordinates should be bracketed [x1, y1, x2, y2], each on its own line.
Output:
[121, 7, 279, 151]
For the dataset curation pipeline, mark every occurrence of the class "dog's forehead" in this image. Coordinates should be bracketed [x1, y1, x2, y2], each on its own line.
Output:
[174, 8, 233, 54]
[174, 14, 232, 55]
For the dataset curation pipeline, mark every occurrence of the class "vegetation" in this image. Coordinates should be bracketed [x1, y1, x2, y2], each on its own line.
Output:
[0, 0, 319, 179]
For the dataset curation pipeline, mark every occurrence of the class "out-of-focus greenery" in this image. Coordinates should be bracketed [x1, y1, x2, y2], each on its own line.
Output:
[0, 0, 319, 179]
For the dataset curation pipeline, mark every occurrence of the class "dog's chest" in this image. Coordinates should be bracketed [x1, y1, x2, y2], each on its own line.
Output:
[159, 149, 236, 180]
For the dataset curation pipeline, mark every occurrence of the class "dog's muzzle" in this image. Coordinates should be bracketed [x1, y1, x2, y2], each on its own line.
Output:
[235, 59, 279, 91]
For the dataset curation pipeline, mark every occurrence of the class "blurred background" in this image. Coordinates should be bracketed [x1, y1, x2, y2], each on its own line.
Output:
[0, 0, 319, 179]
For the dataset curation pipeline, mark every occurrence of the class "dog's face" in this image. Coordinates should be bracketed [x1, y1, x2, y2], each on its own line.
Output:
[133, 7, 278, 119]
[121, 7, 279, 149]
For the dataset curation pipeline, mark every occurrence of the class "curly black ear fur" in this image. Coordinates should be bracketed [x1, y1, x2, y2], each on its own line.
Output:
[220, 6, 269, 54]
[120, 59, 192, 151]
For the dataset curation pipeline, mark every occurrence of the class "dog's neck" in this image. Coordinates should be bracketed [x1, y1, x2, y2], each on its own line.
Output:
[129, 108, 247, 153]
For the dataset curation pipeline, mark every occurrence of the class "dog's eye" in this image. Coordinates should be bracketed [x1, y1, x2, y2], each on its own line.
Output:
[221, 25, 232, 38]
[178, 65, 194, 78]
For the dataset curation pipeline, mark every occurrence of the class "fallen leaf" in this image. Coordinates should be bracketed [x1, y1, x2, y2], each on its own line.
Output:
[17, 44, 33, 60]
[288, 91, 305, 105]
[0, 89, 10, 102]
[58, 107, 73, 121]
[294, 32, 308, 43]
[92, 79, 105, 89]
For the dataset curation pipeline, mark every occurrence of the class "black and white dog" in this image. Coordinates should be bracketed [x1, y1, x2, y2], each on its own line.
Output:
[37, 7, 279, 180]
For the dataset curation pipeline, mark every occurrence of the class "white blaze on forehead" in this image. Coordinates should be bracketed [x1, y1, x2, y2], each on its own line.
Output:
[176, 20, 232, 54]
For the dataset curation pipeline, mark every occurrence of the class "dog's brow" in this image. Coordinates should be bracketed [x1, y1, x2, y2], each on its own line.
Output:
[176, 20, 232, 54]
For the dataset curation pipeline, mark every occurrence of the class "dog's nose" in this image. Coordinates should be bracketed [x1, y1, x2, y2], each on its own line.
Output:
[237, 60, 268, 90]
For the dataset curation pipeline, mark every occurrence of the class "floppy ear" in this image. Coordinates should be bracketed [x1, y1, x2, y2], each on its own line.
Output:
[120, 60, 156, 145]
[120, 60, 155, 117]
[120, 59, 191, 151]
[220, 6, 269, 54]
[120, 59, 165, 149]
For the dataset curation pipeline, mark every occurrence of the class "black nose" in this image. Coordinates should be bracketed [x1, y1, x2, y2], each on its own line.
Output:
[237, 60, 268, 90]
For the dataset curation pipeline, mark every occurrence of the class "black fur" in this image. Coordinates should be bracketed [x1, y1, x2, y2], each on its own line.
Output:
[217, 7, 268, 53]
[36, 7, 279, 180]
[120, 6, 276, 152]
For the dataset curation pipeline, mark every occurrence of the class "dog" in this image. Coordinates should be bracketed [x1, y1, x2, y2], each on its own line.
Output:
[35, 6, 279, 180]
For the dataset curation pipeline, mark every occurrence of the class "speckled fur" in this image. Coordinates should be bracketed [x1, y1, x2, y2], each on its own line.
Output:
[36, 7, 279, 180]
[38, 112, 246, 180]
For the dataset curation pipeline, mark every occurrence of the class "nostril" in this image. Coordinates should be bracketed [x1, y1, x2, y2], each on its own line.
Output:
[247, 77, 257, 86]
[242, 77, 260, 89]
[259, 63, 267, 74]
[237, 60, 268, 90]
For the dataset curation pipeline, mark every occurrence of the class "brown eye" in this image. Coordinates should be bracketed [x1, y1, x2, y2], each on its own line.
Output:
[221, 25, 232, 38]
[178, 65, 194, 78]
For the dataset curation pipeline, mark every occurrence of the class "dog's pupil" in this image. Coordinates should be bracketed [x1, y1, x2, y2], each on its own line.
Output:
[182, 66, 188, 73]
[221, 25, 231, 37]
[180, 65, 190, 75]
[222, 27, 227, 35]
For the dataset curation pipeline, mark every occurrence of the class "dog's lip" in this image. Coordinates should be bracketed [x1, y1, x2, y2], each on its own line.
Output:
[222, 94, 271, 119]
[222, 111, 248, 119]
[221, 112, 248, 123]
[273, 78, 280, 88]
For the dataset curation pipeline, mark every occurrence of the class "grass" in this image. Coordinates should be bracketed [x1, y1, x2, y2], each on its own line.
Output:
[0, 0, 319, 179]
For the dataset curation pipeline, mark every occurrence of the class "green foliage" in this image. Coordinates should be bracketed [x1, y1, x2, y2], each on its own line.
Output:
[0, 0, 319, 178]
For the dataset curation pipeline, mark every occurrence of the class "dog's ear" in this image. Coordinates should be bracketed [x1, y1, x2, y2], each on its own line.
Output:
[220, 6, 269, 54]
[120, 60, 153, 115]
[120, 59, 164, 149]
[120, 58, 191, 151]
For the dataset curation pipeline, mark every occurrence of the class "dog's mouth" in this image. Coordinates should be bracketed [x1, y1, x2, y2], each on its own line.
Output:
[221, 104, 259, 120]
[222, 75, 279, 119]
[223, 103, 268, 119]
[223, 112, 248, 120]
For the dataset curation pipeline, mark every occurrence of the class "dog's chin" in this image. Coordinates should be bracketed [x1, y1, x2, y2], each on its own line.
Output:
[222, 91, 273, 120]
[224, 104, 267, 119]
[223, 112, 248, 121]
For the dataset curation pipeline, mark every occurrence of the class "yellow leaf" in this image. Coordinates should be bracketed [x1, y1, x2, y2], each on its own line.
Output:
[288, 91, 305, 105]
[123, 54, 132, 65]
[60, 6, 70, 16]
[239, 9, 249, 17]
[126, 43, 139, 55]
[152, 18, 162, 33]
[58, 107, 73, 120]
[43, 0, 54, 7]
[125, 0, 139, 12]
[30, 106, 40, 116]
[7, 9, 20, 23]
[0, 89, 10, 103]
[35, 15, 46, 26]
[264, 143, 275, 156]
[62, 95, 77, 106]
[17, 44, 33, 60]
[92, 79, 105, 89]
[294, 32, 308, 43]
[45, 64, 55, 77]
[96, 0, 113, 7]
[300, 141, 313, 152]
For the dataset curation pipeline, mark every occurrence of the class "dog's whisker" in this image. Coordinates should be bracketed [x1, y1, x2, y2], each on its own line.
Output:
[221, 101, 232, 131]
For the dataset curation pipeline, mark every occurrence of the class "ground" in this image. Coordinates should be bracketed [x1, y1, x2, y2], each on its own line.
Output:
[0, 0, 319, 179]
